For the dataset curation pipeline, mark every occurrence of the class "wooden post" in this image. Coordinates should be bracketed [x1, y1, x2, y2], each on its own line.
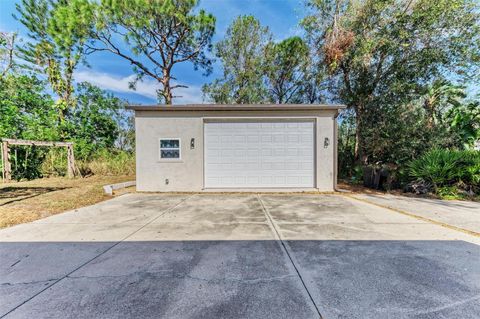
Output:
[2, 141, 11, 182]
[67, 144, 75, 178]
[1, 139, 75, 180]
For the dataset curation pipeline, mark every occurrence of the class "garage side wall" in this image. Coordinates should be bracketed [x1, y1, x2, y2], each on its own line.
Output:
[135, 114, 204, 191]
[316, 115, 336, 191]
[135, 110, 338, 192]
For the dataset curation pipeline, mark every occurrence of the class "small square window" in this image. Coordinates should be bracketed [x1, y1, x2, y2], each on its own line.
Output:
[160, 138, 181, 159]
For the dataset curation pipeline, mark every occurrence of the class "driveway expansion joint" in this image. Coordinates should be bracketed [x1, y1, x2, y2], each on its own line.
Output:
[256, 194, 323, 319]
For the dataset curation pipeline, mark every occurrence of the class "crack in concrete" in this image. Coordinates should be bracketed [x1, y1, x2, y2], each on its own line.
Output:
[9, 254, 30, 268]
[66, 271, 296, 284]
[183, 273, 295, 284]
[1, 279, 58, 287]
[377, 294, 480, 316]
[410, 294, 480, 315]
[271, 221, 427, 225]
[148, 221, 269, 225]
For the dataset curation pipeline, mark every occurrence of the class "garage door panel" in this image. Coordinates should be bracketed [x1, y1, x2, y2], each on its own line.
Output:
[204, 121, 315, 188]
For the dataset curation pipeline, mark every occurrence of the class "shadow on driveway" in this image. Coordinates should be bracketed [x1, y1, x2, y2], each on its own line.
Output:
[1, 240, 479, 319]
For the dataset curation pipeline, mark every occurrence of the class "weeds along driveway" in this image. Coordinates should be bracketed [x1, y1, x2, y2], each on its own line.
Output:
[0, 193, 479, 319]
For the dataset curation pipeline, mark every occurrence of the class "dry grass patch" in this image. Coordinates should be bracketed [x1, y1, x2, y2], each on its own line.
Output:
[0, 175, 135, 228]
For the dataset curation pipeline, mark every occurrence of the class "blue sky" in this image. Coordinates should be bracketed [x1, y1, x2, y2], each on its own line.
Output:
[0, 0, 307, 105]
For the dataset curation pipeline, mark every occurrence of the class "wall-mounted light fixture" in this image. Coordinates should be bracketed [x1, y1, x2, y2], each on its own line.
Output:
[190, 138, 195, 149]
[324, 137, 330, 148]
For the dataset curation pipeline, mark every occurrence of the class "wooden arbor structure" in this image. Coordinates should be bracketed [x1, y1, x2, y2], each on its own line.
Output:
[1, 139, 75, 182]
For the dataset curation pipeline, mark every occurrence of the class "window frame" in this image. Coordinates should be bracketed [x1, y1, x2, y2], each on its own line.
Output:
[159, 138, 182, 161]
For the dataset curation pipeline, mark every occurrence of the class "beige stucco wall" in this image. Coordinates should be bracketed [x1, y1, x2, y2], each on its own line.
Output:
[135, 110, 338, 192]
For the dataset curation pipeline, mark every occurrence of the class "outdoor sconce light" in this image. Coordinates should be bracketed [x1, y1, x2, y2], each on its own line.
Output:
[324, 137, 330, 148]
[190, 138, 195, 149]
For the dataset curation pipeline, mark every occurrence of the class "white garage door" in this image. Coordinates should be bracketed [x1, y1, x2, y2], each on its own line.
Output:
[204, 120, 315, 188]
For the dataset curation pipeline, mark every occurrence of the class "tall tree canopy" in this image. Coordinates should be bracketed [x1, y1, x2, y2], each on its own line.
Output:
[203, 15, 272, 104]
[15, 0, 92, 120]
[82, 0, 215, 104]
[265, 36, 309, 103]
[204, 16, 322, 104]
[303, 0, 480, 163]
[0, 74, 57, 141]
[65, 82, 124, 159]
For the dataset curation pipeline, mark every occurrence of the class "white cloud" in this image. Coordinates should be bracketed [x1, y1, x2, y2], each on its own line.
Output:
[75, 70, 203, 104]
[75, 70, 157, 98]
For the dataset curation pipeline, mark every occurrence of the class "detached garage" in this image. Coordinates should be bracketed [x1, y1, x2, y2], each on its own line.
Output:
[129, 104, 345, 192]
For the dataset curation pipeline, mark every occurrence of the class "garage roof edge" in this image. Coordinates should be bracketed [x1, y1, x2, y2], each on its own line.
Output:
[126, 104, 346, 111]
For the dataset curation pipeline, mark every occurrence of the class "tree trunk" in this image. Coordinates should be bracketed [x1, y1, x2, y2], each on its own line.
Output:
[162, 69, 172, 105]
[67, 144, 75, 178]
[424, 100, 435, 129]
[58, 108, 64, 121]
[353, 104, 367, 165]
[163, 85, 172, 104]
[354, 120, 361, 160]
[2, 141, 11, 182]
[353, 106, 360, 160]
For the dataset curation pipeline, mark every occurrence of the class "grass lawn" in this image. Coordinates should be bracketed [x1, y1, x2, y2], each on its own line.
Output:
[0, 175, 135, 228]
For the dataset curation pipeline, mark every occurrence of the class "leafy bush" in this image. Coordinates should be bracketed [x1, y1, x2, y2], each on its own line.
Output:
[65, 83, 125, 161]
[462, 151, 480, 186]
[10, 146, 47, 180]
[408, 149, 480, 195]
[408, 149, 461, 190]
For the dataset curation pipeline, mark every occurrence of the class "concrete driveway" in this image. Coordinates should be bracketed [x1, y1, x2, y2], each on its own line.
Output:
[0, 193, 479, 319]
[350, 193, 480, 234]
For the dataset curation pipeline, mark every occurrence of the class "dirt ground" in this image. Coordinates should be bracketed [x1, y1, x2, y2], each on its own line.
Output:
[0, 175, 135, 228]
[337, 181, 388, 194]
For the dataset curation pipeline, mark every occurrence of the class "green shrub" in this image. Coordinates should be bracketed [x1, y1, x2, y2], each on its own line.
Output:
[408, 149, 462, 190]
[462, 151, 480, 186]
[437, 186, 463, 200]
[408, 149, 480, 194]
[10, 146, 47, 180]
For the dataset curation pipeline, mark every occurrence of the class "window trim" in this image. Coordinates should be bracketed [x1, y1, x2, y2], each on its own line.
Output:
[159, 138, 181, 161]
